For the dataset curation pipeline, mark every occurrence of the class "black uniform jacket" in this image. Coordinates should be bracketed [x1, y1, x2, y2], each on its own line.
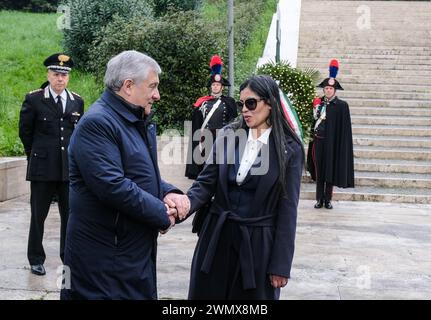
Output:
[185, 95, 237, 179]
[19, 86, 84, 181]
[186, 127, 303, 299]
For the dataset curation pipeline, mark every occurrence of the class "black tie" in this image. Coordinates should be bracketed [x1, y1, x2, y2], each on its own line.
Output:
[57, 96, 64, 114]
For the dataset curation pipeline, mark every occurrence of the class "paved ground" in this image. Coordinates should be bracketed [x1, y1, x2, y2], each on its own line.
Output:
[1, 159, 431, 300]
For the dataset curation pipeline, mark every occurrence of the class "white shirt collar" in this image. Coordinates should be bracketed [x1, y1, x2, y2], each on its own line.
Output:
[248, 127, 272, 145]
[49, 86, 67, 102]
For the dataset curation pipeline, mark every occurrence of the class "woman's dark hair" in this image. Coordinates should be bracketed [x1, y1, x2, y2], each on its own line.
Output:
[234, 74, 304, 193]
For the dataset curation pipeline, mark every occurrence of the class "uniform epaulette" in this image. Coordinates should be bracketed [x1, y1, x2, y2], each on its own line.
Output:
[28, 88, 43, 95]
[71, 91, 82, 98]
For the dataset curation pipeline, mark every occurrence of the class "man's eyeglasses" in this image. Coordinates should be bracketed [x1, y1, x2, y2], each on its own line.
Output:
[236, 98, 264, 111]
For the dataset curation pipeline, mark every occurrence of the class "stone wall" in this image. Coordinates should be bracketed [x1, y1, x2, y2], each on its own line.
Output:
[0, 157, 29, 202]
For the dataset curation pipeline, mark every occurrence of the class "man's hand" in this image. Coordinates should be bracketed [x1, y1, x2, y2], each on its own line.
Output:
[160, 204, 176, 235]
[269, 274, 288, 288]
[163, 193, 191, 220]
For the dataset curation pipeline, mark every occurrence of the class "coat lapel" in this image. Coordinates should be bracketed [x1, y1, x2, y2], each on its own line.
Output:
[249, 134, 279, 217]
[63, 89, 77, 116]
[218, 130, 246, 207]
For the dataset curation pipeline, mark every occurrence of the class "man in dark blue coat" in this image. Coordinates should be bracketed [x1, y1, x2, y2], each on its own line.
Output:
[60, 51, 189, 300]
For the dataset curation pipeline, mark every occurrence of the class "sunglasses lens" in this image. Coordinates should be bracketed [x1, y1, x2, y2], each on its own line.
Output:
[237, 98, 259, 111]
[245, 98, 257, 110]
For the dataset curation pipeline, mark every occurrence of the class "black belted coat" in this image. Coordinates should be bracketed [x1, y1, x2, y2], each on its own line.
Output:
[186, 127, 303, 299]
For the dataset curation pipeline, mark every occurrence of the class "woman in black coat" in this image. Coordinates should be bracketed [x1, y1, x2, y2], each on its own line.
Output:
[184, 75, 304, 300]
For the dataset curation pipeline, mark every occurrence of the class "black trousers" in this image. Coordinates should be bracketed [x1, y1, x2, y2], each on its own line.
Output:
[28, 181, 69, 265]
[316, 180, 334, 202]
[313, 136, 334, 202]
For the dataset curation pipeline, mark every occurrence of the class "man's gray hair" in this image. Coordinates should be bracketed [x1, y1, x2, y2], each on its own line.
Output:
[104, 50, 162, 91]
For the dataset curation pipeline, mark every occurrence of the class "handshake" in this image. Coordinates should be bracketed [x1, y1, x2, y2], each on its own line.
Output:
[160, 193, 191, 234]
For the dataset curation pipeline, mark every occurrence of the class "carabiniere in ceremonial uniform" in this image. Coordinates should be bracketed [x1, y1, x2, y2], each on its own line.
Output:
[19, 53, 84, 276]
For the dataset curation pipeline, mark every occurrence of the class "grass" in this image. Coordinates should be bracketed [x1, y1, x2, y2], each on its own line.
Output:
[0, 10, 101, 156]
[234, 0, 277, 93]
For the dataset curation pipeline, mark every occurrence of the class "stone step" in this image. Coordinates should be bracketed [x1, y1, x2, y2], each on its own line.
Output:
[353, 135, 431, 149]
[346, 98, 431, 108]
[351, 115, 431, 126]
[354, 145, 431, 161]
[354, 158, 431, 174]
[331, 75, 431, 85]
[299, 37, 431, 47]
[300, 23, 431, 32]
[299, 45, 431, 52]
[338, 91, 431, 101]
[299, 57, 431, 66]
[298, 52, 431, 60]
[299, 48, 431, 56]
[350, 107, 431, 117]
[300, 25, 431, 32]
[339, 83, 431, 93]
[306, 67, 431, 76]
[300, 53, 431, 61]
[303, 171, 431, 189]
[300, 183, 431, 204]
[301, 15, 431, 21]
[307, 62, 431, 71]
[300, 10, 431, 17]
[352, 124, 431, 137]
[298, 37, 431, 47]
[301, 3, 431, 11]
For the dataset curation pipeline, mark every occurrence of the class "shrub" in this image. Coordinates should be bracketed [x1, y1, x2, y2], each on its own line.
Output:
[62, 0, 153, 70]
[0, 0, 59, 12]
[152, 0, 200, 17]
[257, 61, 317, 140]
[90, 10, 224, 132]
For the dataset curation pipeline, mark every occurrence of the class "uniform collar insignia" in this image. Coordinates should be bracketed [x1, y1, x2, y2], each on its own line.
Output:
[44, 86, 50, 99]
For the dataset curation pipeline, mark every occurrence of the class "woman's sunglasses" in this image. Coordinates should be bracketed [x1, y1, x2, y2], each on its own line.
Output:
[236, 98, 264, 111]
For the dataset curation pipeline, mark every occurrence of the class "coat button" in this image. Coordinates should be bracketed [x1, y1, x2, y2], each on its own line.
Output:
[44, 118, 47, 121]
[60, 118, 63, 122]
[61, 147, 65, 151]
[61, 137, 64, 141]
[61, 127, 64, 131]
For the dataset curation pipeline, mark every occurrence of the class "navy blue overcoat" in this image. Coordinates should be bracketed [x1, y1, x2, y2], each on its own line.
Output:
[61, 90, 181, 300]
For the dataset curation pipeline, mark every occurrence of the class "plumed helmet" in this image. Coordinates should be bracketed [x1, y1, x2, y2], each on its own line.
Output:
[317, 59, 343, 90]
[206, 54, 231, 87]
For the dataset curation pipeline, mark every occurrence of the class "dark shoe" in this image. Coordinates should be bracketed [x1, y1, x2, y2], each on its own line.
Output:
[314, 200, 323, 209]
[324, 201, 333, 209]
[30, 264, 46, 276]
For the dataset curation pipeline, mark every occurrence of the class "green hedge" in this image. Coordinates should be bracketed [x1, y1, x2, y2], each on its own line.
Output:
[90, 10, 223, 132]
[152, 0, 200, 17]
[61, 0, 276, 132]
[62, 0, 153, 70]
[257, 61, 316, 140]
[0, 0, 59, 12]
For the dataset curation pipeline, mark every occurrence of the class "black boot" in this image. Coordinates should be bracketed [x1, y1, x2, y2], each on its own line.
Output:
[324, 201, 333, 209]
[314, 199, 323, 209]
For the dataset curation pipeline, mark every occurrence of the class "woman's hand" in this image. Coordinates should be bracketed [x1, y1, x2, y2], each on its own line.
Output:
[269, 274, 288, 288]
